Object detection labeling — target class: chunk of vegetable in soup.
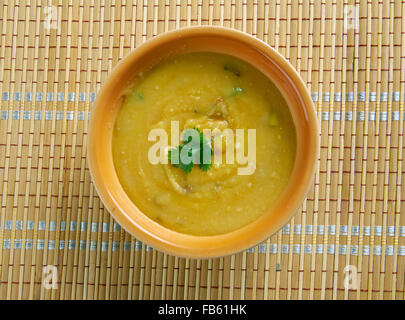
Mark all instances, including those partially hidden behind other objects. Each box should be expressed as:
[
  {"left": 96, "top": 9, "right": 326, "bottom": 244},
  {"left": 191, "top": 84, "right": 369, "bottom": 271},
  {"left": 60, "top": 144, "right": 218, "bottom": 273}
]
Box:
[{"left": 112, "top": 52, "right": 296, "bottom": 236}]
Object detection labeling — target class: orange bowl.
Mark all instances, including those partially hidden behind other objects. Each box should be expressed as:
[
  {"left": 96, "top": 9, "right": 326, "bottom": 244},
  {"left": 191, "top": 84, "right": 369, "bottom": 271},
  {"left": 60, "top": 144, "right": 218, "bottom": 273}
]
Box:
[{"left": 88, "top": 26, "right": 319, "bottom": 258}]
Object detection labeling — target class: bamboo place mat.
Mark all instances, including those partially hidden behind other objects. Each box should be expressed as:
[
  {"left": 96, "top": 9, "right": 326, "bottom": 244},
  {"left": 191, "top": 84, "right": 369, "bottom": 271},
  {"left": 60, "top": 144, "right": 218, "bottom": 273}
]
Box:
[{"left": 0, "top": 0, "right": 404, "bottom": 301}]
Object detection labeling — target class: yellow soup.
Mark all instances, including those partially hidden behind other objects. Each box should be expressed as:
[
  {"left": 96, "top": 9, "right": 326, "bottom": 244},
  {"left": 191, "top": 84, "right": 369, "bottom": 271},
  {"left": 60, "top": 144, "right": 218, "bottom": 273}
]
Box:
[{"left": 112, "top": 52, "right": 296, "bottom": 236}]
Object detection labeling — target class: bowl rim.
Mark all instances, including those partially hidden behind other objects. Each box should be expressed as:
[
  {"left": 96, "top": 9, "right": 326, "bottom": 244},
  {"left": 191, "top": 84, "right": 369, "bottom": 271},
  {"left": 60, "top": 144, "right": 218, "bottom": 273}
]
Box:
[{"left": 88, "top": 25, "right": 319, "bottom": 258}]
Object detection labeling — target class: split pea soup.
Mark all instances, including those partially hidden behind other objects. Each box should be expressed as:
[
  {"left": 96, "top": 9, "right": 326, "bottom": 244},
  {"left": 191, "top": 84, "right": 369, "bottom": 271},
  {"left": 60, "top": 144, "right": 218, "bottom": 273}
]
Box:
[{"left": 112, "top": 52, "right": 296, "bottom": 236}]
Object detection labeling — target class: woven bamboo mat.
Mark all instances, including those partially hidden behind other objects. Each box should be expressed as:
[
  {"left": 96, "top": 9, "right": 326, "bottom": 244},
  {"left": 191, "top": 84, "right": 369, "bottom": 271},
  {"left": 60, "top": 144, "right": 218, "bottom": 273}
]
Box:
[{"left": 0, "top": 0, "right": 404, "bottom": 301}]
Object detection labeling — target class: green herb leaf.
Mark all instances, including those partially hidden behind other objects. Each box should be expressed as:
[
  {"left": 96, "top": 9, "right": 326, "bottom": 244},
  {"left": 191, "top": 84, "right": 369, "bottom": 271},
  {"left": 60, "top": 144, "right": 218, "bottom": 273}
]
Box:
[
  {"left": 230, "top": 86, "right": 243, "bottom": 97},
  {"left": 224, "top": 63, "right": 241, "bottom": 77},
  {"left": 168, "top": 128, "right": 213, "bottom": 174},
  {"left": 136, "top": 92, "right": 144, "bottom": 101}
]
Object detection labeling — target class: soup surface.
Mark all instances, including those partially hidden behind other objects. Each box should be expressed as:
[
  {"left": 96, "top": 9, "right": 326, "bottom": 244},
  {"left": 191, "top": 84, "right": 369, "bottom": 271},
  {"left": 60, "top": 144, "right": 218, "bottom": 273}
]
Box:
[{"left": 112, "top": 52, "right": 296, "bottom": 236}]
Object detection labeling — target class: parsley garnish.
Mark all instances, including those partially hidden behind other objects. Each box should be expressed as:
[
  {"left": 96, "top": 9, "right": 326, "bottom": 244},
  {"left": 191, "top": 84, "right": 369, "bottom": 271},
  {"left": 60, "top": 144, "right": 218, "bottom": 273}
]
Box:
[{"left": 168, "top": 128, "right": 213, "bottom": 174}]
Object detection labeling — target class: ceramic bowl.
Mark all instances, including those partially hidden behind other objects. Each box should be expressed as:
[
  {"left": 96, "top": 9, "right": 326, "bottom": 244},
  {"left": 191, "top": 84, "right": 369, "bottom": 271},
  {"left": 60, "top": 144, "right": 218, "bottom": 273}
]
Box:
[{"left": 88, "top": 26, "right": 319, "bottom": 258}]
